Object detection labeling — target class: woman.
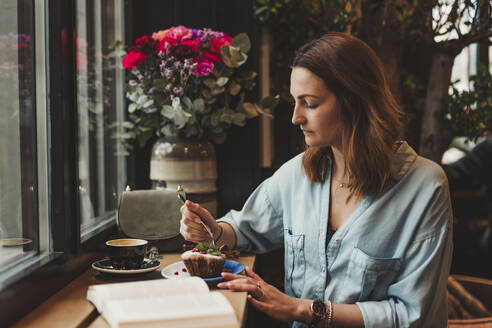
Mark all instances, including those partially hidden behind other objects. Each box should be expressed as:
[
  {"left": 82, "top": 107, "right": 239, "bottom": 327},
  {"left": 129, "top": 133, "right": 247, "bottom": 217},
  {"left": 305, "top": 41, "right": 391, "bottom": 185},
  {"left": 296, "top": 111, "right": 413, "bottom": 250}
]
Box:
[{"left": 180, "top": 32, "right": 453, "bottom": 327}]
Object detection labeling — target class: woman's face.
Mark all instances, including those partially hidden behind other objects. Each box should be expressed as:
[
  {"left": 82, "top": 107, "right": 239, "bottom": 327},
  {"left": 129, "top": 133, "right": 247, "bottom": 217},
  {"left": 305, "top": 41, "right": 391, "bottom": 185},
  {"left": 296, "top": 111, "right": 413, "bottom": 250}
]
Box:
[{"left": 290, "top": 67, "right": 342, "bottom": 148}]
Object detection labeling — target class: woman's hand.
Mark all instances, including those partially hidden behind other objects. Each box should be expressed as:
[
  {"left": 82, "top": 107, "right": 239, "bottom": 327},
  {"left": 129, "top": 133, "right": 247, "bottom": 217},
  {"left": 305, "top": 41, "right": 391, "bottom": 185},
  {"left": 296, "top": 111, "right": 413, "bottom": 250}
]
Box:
[
  {"left": 179, "top": 200, "right": 220, "bottom": 243},
  {"left": 217, "top": 266, "right": 311, "bottom": 323}
]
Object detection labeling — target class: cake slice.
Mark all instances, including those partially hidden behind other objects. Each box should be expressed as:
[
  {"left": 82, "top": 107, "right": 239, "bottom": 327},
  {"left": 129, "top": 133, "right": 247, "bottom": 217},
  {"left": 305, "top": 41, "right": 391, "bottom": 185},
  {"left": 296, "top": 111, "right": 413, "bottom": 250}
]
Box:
[{"left": 181, "top": 243, "right": 226, "bottom": 278}]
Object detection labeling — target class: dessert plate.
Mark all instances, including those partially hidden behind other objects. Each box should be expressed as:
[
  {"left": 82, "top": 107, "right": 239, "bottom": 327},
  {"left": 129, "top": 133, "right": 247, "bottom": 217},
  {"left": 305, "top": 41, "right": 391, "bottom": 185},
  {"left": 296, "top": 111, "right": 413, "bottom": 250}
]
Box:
[
  {"left": 161, "top": 260, "right": 244, "bottom": 283},
  {"left": 92, "top": 258, "right": 160, "bottom": 275}
]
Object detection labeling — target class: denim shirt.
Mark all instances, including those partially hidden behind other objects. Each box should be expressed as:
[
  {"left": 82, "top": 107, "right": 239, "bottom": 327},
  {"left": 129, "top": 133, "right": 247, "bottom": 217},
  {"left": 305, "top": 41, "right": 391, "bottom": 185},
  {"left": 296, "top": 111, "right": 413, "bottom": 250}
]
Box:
[{"left": 218, "top": 142, "right": 453, "bottom": 328}]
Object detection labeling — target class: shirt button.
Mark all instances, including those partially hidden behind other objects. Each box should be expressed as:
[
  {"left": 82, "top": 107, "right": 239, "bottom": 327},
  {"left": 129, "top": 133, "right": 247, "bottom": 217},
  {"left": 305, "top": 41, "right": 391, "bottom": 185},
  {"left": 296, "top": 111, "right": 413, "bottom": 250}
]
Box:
[{"left": 335, "top": 238, "right": 340, "bottom": 242}]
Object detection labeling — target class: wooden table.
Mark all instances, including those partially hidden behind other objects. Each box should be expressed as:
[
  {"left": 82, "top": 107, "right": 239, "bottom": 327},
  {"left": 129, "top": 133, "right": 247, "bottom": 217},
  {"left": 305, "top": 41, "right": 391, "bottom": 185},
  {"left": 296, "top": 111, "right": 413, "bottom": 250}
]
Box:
[{"left": 14, "top": 253, "right": 256, "bottom": 328}]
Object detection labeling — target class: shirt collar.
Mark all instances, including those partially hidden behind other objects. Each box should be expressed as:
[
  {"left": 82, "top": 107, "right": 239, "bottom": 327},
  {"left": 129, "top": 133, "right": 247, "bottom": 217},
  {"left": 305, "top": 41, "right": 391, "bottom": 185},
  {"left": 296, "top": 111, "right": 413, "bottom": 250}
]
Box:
[
  {"left": 324, "top": 141, "right": 417, "bottom": 181},
  {"left": 391, "top": 141, "right": 418, "bottom": 180}
]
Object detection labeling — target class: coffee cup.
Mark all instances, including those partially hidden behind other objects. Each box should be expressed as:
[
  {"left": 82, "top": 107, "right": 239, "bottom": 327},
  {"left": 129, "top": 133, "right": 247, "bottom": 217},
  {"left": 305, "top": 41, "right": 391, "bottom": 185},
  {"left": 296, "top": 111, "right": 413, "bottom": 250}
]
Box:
[{"left": 106, "top": 238, "right": 148, "bottom": 269}]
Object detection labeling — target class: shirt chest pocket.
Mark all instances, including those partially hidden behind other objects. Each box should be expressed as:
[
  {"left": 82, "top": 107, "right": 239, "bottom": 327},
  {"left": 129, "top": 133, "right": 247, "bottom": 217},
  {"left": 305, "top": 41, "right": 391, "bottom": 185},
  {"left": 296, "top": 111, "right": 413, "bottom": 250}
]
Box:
[
  {"left": 284, "top": 230, "right": 305, "bottom": 298},
  {"left": 338, "top": 247, "right": 401, "bottom": 304}
]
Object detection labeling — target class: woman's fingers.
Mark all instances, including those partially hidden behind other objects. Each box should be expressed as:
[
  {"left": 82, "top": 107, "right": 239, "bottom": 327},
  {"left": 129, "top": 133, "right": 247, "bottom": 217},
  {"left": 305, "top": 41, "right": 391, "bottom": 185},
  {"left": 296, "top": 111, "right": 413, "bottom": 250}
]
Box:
[
  {"left": 180, "top": 201, "right": 218, "bottom": 243},
  {"left": 218, "top": 280, "right": 263, "bottom": 298},
  {"left": 180, "top": 203, "right": 211, "bottom": 242},
  {"left": 244, "top": 266, "right": 262, "bottom": 281},
  {"left": 180, "top": 204, "right": 203, "bottom": 224},
  {"left": 221, "top": 272, "right": 246, "bottom": 281},
  {"left": 247, "top": 294, "right": 268, "bottom": 310},
  {"left": 185, "top": 200, "right": 216, "bottom": 227}
]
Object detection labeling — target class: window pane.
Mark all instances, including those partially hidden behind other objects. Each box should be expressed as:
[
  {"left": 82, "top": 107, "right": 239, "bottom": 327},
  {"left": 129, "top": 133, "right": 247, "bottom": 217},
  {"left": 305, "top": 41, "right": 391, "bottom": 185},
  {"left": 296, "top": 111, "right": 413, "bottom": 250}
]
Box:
[
  {"left": 0, "top": 0, "right": 38, "bottom": 270},
  {"left": 76, "top": 0, "right": 125, "bottom": 239}
]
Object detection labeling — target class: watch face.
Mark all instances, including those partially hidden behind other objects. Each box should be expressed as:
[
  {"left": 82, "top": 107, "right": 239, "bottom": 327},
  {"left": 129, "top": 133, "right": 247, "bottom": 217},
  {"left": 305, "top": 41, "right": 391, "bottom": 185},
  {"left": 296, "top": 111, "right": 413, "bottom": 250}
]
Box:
[{"left": 312, "top": 300, "right": 326, "bottom": 316}]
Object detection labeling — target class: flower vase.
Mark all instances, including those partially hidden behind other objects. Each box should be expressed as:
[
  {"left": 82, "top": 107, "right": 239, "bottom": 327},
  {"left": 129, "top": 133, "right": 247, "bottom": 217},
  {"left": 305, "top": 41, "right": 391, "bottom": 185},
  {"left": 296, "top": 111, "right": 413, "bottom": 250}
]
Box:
[{"left": 149, "top": 138, "right": 218, "bottom": 217}]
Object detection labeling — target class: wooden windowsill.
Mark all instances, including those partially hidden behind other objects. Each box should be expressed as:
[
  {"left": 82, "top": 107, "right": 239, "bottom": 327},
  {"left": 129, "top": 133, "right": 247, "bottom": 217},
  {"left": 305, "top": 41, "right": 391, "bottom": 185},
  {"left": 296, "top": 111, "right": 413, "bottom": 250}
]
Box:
[{"left": 13, "top": 253, "right": 256, "bottom": 328}]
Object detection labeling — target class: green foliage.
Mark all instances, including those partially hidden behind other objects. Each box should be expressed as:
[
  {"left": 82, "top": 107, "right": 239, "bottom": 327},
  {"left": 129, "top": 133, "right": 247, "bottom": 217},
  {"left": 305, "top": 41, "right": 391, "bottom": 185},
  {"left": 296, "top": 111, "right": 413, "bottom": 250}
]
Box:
[
  {"left": 195, "top": 242, "right": 221, "bottom": 255},
  {"left": 446, "top": 64, "right": 492, "bottom": 141}
]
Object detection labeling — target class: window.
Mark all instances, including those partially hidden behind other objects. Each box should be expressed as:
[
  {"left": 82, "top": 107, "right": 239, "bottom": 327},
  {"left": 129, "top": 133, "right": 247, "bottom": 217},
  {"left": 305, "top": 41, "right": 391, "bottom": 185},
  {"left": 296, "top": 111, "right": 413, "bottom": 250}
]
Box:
[
  {"left": 0, "top": 0, "right": 49, "bottom": 283},
  {"left": 75, "top": 0, "right": 126, "bottom": 241}
]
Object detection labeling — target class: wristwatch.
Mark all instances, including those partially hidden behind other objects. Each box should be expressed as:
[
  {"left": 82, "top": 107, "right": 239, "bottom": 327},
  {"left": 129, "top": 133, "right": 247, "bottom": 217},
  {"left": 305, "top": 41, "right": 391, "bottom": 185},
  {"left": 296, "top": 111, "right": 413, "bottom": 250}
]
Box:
[{"left": 310, "top": 300, "right": 327, "bottom": 327}]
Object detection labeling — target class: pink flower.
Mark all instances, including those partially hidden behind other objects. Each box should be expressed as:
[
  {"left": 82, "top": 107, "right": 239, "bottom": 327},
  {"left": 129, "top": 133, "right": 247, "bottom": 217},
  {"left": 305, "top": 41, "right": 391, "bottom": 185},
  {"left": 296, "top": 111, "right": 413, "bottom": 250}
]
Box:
[
  {"left": 181, "top": 39, "right": 202, "bottom": 53},
  {"left": 122, "top": 51, "right": 147, "bottom": 69},
  {"left": 210, "top": 36, "right": 231, "bottom": 54},
  {"left": 152, "top": 29, "right": 169, "bottom": 41},
  {"left": 193, "top": 57, "right": 214, "bottom": 76},
  {"left": 166, "top": 25, "right": 192, "bottom": 42},
  {"left": 202, "top": 51, "right": 220, "bottom": 63}
]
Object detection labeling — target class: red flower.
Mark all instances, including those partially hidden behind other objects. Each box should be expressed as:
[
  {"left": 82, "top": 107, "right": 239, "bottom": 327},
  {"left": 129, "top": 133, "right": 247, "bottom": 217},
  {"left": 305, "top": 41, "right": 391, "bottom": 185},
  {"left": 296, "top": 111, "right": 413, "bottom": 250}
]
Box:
[
  {"left": 210, "top": 36, "right": 231, "bottom": 54},
  {"left": 122, "top": 51, "right": 147, "bottom": 69},
  {"left": 181, "top": 39, "right": 202, "bottom": 53},
  {"left": 156, "top": 37, "right": 177, "bottom": 55},
  {"left": 130, "top": 35, "right": 157, "bottom": 54},
  {"left": 202, "top": 51, "right": 220, "bottom": 63},
  {"left": 168, "top": 44, "right": 194, "bottom": 59}
]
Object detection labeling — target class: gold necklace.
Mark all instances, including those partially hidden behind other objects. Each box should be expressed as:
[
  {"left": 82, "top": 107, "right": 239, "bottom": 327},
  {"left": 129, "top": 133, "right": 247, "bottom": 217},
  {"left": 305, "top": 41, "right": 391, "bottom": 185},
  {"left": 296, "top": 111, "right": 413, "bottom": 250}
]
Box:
[{"left": 333, "top": 179, "right": 349, "bottom": 192}]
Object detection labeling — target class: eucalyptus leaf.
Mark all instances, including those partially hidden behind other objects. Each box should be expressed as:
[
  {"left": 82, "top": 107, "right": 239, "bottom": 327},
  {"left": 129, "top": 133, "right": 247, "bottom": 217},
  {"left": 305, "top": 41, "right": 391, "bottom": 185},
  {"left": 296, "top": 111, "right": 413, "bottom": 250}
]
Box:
[
  {"left": 128, "top": 103, "right": 137, "bottom": 113},
  {"left": 241, "top": 102, "right": 260, "bottom": 118},
  {"left": 137, "top": 95, "right": 148, "bottom": 106},
  {"left": 174, "top": 107, "right": 191, "bottom": 128},
  {"left": 260, "top": 95, "right": 280, "bottom": 109},
  {"left": 192, "top": 98, "right": 205, "bottom": 112},
  {"left": 203, "top": 79, "right": 216, "bottom": 89},
  {"left": 241, "top": 71, "right": 257, "bottom": 80},
  {"left": 182, "top": 96, "right": 192, "bottom": 110},
  {"left": 160, "top": 124, "right": 175, "bottom": 137},
  {"left": 142, "top": 99, "right": 154, "bottom": 108},
  {"left": 210, "top": 112, "right": 220, "bottom": 127},
  {"left": 220, "top": 112, "right": 233, "bottom": 124},
  {"left": 231, "top": 33, "right": 251, "bottom": 53},
  {"left": 121, "top": 121, "right": 135, "bottom": 128},
  {"left": 161, "top": 105, "right": 174, "bottom": 119},
  {"left": 221, "top": 53, "right": 235, "bottom": 68},
  {"left": 229, "top": 47, "right": 247, "bottom": 67},
  {"left": 143, "top": 106, "right": 158, "bottom": 113},
  {"left": 202, "top": 89, "right": 212, "bottom": 99},
  {"left": 232, "top": 112, "right": 247, "bottom": 126},
  {"left": 256, "top": 106, "right": 274, "bottom": 119},
  {"left": 228, "top": 81, "right": 241, "bottom": 96},
  {"left": 216, "top": 77, "right": 229, "bottom": 87},
  {"left": 211, "top": 87, "right": 225, "bottom": 96}
]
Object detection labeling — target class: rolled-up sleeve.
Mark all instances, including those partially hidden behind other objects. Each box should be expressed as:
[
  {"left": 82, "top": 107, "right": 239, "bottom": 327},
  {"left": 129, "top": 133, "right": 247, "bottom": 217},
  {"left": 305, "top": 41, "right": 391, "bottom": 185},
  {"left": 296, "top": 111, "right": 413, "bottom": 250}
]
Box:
[
  {"left": 356, "top": 183, "right": 453, "bottom": 327},
  {"left": 217, "top": 178, "right": 284, "bottom": 254}
]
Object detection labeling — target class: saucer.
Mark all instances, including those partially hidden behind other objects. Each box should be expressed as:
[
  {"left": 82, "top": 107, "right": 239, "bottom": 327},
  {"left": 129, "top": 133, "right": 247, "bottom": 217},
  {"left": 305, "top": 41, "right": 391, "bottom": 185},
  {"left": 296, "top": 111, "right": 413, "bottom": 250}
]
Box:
[
  {"left": 161, "top": 260, "right": 244, "bottom": 283},
  {"left": 92, "top": 258, "right": 160, "bottom": 274}
]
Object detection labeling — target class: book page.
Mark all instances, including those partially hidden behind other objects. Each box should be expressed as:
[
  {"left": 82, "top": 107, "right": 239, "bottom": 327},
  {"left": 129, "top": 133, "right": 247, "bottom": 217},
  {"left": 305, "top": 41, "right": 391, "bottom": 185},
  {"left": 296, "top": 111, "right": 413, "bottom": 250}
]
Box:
[
  {"left": 87, "top": 277, "right": 209, "bottom": 312},
  {"left": 104, "top": 292, "right": 238, "bottom": 328}
]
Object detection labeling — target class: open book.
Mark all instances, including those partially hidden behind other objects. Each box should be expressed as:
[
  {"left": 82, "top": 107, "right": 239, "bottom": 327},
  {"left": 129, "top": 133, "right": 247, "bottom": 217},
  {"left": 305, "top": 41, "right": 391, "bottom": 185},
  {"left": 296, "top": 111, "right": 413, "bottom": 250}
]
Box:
[{"left": 87, "top": 277, "right": 238, "bottom": 328}]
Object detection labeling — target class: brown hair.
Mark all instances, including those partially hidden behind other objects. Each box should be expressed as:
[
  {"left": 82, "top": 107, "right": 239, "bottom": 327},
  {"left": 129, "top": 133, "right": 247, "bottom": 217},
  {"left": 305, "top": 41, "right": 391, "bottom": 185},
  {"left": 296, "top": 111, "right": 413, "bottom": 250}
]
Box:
[{"left": 292, "top": 32, "right": 404, "bottom": 197}]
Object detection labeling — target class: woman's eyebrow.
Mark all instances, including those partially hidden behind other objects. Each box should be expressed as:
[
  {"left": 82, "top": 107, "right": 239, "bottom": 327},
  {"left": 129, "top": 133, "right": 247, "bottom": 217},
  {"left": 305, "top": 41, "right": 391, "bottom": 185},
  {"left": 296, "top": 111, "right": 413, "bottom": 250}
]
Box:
[{"left": 294, "top": 94, "right": 320, "bottom": 100}]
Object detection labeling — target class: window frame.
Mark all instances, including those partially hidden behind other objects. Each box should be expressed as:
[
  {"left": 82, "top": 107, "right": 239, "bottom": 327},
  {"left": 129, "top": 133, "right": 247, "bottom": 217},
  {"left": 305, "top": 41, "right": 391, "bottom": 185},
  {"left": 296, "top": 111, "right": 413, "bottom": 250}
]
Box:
[{"left": 0, "top": 0, "right": 127, "bottom": 325}]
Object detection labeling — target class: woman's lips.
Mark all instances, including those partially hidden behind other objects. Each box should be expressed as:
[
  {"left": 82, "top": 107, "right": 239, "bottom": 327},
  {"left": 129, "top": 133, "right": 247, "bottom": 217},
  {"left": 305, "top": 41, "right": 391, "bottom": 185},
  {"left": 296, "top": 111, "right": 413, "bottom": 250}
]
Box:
[{"left": 302, "top": 129, "right": 313, "bottom": 134}]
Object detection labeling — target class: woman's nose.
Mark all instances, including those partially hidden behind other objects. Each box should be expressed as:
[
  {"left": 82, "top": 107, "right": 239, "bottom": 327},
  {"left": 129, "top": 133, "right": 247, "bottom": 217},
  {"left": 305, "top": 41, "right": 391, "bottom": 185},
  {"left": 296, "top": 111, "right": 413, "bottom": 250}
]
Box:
[{"left": 291, "top": 106, "right": 306, "bottom": 126}]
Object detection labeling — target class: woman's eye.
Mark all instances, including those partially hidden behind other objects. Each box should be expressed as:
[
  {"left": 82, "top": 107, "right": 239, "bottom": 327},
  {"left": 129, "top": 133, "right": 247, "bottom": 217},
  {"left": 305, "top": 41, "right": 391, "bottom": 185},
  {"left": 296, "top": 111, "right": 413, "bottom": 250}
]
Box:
[{"left": 306, "top": 103, "right": 319, "bottom": 109}]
